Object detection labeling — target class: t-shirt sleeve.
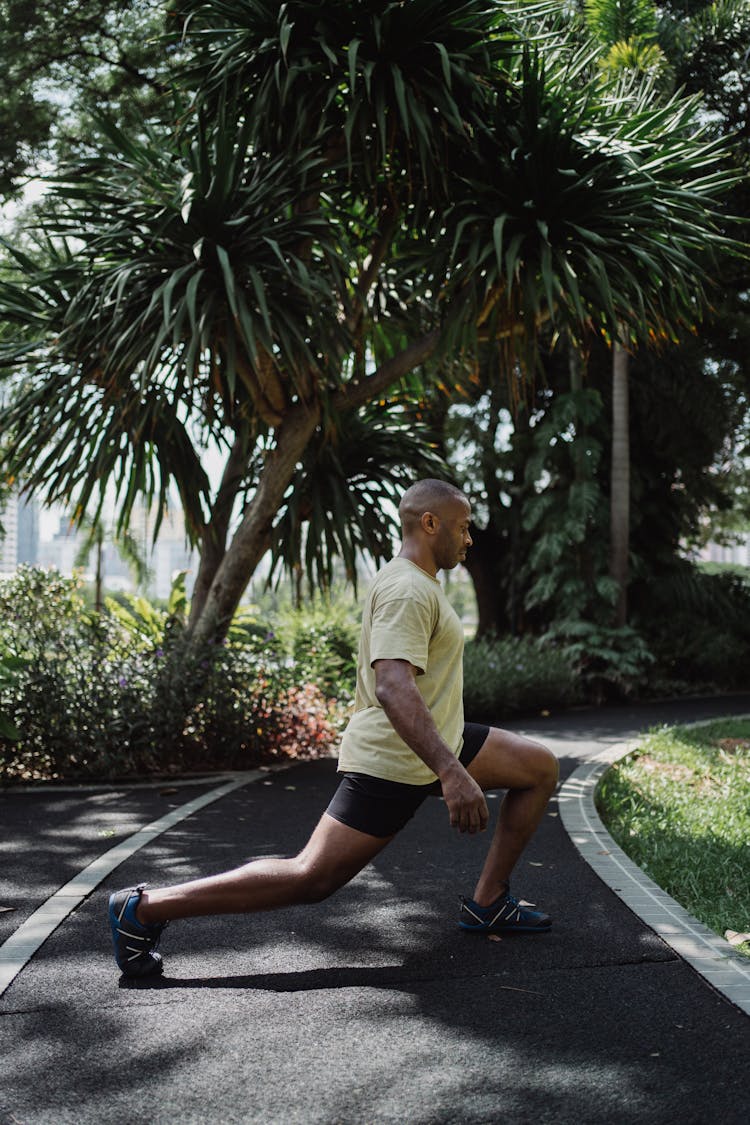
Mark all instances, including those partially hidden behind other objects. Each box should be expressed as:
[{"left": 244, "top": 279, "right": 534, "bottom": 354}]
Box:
[{"left": 369, "top": 592, "right": 435, "bottom": 674}]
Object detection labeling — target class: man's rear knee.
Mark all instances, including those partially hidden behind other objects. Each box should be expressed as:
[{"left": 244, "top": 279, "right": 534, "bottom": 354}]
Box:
[
  {"left": 299, "top": 879, "right": 337, "bottom": 904},
  {"left": 292, "top": 859, "right": 343, "bottom": 904}
]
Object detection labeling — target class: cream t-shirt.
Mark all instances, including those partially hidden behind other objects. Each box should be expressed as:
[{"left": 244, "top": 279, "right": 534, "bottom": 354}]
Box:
[{"left": 337, "top": 557, "right": 465, "bottom": 785}]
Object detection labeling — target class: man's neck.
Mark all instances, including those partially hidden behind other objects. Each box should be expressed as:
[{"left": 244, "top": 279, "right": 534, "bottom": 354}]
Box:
[{"left": 397, "top": 546, "right": 438, "bottom": 578}]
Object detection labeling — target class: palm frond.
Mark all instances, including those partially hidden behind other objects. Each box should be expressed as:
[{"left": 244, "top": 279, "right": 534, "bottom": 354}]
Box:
[
  {"left": 584, "top": 0, "right": 657, "bottom": 46},
  {"left": 43, "top": 102, "right": 348, "bottom": 402},
  {"left": 170, "top": 0, "right": 522, "bottom": 194},
  {"left": 268, "top": 397, "right": 446, "bottom": 591},
  {"left": 422, "top": 40, "right": 741, "bottom": 360}
]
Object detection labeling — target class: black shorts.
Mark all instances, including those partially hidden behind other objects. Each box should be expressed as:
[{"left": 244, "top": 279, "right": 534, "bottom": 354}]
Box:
[{"left": 326, "top": 722, "right": 491, "bottom": 838}]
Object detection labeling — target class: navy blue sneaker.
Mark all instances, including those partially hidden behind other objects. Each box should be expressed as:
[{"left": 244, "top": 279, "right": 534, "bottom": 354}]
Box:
[
  {"left": 459, "top": 887, "right": 551, "bottom": 934},
  {"left": 108, "top": 883, "right": 166, "bottom": 977}
]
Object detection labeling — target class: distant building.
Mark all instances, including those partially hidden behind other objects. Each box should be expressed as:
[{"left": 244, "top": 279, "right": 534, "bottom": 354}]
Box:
[
  {"left": 36, "top": 517, "right": 83, "bottom": 575},
  {"left": 31, "top": 503, "right": 199, "bottom": 600},
  {"left": 17, "top": 495, "right": 40, "bottom": 564},
  {"left": 128, "top": 503, "right": 198, "bottom": 599},
  {"left": 0, "top": 492, "right": 224, "bottom": 602},
  {"left": 0, "top": 493, "right": 18, "bottom": 575},
  {"left": 0, "top": 491, "right": 41, "bottom": 572},
  {"left": 698, "top": 535, "right": 750, "bottom": 568}
]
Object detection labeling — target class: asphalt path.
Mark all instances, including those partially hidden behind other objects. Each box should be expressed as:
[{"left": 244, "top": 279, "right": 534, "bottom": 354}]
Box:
[{"left": 1, "top": 695, "right": 750, "bottom": 1125}]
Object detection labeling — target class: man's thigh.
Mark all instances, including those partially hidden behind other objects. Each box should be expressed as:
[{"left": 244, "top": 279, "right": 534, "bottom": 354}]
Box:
[
  {"left": 464, "top": 726, "right": 558, "bottom": 792},
  {"left": 298, "top": 812, "right": 395, "bottom": 894},
  {"left": 326, "top": 772, "right": 431, "bottom": 837}
]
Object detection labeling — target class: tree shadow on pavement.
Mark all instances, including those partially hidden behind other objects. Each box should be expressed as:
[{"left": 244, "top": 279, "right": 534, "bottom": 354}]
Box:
[{"left": 4, "top": 752, "right": 750, "bottom": 1125}]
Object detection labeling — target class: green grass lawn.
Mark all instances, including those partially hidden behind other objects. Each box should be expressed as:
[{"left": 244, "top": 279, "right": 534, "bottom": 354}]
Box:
[{"left": 596, "top": 718, "right": 750, "bottom": 957}]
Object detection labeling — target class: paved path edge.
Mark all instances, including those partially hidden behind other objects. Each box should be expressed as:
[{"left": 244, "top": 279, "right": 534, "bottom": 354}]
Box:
[
  {"left": 0, "top": 766, "right": 290, "bottom": 999},
  {"left": 558, "top": 718, "right": 750, "bottom": 1017}
]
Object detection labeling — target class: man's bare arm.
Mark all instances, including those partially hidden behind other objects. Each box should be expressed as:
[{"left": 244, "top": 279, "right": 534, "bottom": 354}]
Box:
[{"left": 373, "top": 658, "right": 488, "bottom": 834}]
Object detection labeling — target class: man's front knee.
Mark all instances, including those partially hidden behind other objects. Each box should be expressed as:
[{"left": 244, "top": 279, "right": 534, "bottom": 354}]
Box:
[
  {"left": 534, "top": 743, "right": 559, "bottom": 791},
  {"left": 517, "top": 738, "right": 559, "bottom": 792}
]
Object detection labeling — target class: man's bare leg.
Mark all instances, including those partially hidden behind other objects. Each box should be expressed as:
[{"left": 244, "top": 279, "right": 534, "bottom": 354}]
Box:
[
  {"left": 465, "top": 728, "right": 559, "bottom": 907},
  {"left": 136, "top": 814, "right": 393, "bottom": 925}
]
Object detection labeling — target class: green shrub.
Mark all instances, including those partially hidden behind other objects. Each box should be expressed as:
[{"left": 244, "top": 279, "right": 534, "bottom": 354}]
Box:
[
  {"left": 548, "top": 620, "right": 655, "bottom": 703},
  {"left": 635, "top": 567, "right": 750, "bottom": 694},
  {"left": 0, "top": 567, "right": 120, "bottom": 778},
  {"left": 0, "top": 567, "right": 342, "bottom": 782},
  {"left": 0, "top": 649, "right": 25, "bottom": 740},
  {"left": 462, "top": 633, "right": 576, "bottom": 719},
  {"left": 272, "top": 597, "right": 359, "bottom": 699},
  {"left": 644, "top": 613, "right": 750, "bottom": 695}
]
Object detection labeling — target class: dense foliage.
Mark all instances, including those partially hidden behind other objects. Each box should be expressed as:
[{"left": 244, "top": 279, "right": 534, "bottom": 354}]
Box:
[
  {"left": 0, "top": 0, "right": 741, "bottom": 670},
  {"left": 462, "top": 633, "right": 576, "bottom": 719},
  {"left": 0, "top": 568, "right": 344, "bottom": 782},
  {"left": 0, "top": 0, "right": 747, "bottom": 721},
  {"left": 0, "top": 0, "right": 173, "bottom": 199},
  {"left": 437, "top": 329, "right": 750, "bottom": 697}
]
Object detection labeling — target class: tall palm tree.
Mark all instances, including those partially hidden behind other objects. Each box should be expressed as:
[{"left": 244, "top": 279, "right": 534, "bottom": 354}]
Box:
[
  {"left": 0, "top": 1, "right": 740, "bottom": 659},
  {"left": 583, "top": 0, "right": 670, "bottom": 624}
]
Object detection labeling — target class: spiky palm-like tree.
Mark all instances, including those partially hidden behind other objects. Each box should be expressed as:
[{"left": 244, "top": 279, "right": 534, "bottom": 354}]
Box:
[
  {"left": 0, "top": 1, "right": 740, "bottom": 658},
  {"left": 582, "top": 0, "right": 671, "bottom": 625}
]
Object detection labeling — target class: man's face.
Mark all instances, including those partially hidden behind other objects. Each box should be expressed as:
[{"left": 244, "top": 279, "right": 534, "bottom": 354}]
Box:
[{"left": 432, "top": 498, "right": 473, "bottom": 571}]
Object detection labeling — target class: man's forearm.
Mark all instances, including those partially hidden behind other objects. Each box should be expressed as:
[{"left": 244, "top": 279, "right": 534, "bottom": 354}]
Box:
[{"left": 373, "top": 658, "right": 488, "bottom": 834}]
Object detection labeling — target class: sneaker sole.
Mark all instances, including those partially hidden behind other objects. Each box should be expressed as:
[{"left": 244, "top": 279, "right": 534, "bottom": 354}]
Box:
[{"left": 118, "top": 952, "right": 164, "bottom": 978}]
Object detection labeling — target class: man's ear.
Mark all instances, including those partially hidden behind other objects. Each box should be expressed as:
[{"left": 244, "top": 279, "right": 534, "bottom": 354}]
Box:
[{"left": 421, "top": 511, "right": 438, "bottom": 534}]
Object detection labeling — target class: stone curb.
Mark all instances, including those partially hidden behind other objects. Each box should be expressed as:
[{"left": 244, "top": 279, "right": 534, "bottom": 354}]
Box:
[{"left": 558, "top": 720, "right": 750, "bottom": 1017}]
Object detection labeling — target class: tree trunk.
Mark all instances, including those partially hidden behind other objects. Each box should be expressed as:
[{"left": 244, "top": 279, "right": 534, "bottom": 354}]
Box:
[
  {"left": 187, "top": 402, "right": 322, "bottom": 651},
  {"left": 188, "top": 427, "right": 250, "bottom": 629},
  {"left": 508, "top": 403, "right": 532, "bottom": 636},
  {"left": 610, "top": 337, "right": 630, "bottom": 626},
  {"left": 95, "top": 534, "right": 103, "bottom": 613},
  {"left": 569, "top": 336, "right": 596, "bottom": 601},
  {"left": 462, "top": 525, "right": 505, "bottom": 637},
  {"left": 185, "top": 328, "right": 440, "bottom": 651}
]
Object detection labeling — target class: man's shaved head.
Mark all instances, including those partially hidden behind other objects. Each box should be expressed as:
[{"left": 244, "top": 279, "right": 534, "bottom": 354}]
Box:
[{"left": 399, "top": 479, "right": 468, "bottom": 533}]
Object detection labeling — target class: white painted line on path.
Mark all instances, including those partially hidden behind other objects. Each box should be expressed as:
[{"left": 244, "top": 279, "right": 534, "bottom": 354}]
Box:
[
  {"left": 558, "top": 724, "right": 750, "bottom": 1018},
  {"left": 0, "top": 771, "right": 269, "bottom": 998}
]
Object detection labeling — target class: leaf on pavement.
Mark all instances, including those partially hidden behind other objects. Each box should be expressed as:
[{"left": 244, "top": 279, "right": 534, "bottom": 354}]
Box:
[{"left": 725, "top": 930, "right": 750, "bottom": 946}]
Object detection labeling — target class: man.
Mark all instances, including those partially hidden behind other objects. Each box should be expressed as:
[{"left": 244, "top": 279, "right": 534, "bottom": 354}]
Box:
[{"left": 109, "top": 479, "right": 559, "bottom": 977}]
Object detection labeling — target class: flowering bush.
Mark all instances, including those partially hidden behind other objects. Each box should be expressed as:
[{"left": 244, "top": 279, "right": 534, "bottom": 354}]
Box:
[
  {"left": 247, "top": 683, "right": 342, "bottom": 762},
  {"left": 0, "top": 567, "right": 343, "bottom": 782}
]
